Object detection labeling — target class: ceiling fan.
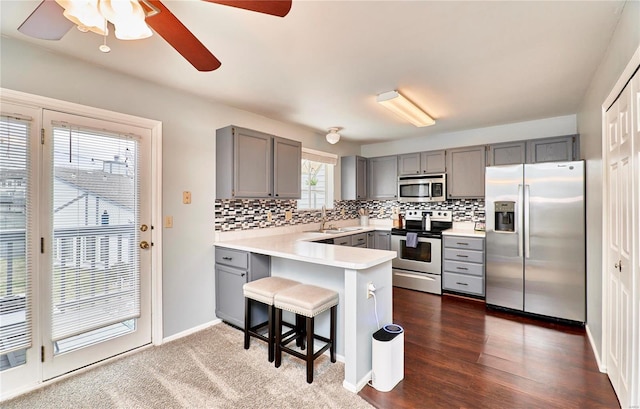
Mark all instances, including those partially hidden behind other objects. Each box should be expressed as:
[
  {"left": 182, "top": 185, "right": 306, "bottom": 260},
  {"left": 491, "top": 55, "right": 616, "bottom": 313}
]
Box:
[{"left": 17, "top": 0, "right": 292, "bottom": 72}]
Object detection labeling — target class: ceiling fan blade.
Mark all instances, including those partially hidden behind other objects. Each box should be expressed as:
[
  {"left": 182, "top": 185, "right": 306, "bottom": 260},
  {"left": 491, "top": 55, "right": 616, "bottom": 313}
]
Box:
[
  {"left": 18, "top": 0, "right": 74, "bottom": 40},
  {"left": 145, "top": 0, "right": 221, "bottom": 72},
  {"left": 203, "top": 1, "right": 292, "bottom": 17}
]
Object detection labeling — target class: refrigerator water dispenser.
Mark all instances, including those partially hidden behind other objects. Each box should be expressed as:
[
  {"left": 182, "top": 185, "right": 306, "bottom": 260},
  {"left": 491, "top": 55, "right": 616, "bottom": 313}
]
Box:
[{"left": 494, "top": 201, "right": 515, "bottom": 232}]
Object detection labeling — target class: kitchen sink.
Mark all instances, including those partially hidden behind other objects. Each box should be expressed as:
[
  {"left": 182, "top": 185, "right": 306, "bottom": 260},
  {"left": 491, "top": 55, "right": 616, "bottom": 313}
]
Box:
[{"left": 303, "top": 227, "right": 363, "bottom": 234}]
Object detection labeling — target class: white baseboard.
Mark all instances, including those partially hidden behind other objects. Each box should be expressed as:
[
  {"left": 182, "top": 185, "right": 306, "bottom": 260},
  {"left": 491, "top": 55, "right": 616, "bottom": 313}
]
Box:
[
  {"left": 161, "top": 319, "right": 222, "bottom": 344},
  {"left": 586, "top": 324, "right": 606, "bottom": 373},
  {"left": 343, "top": 370, "right": 372, "bottom": 393}
]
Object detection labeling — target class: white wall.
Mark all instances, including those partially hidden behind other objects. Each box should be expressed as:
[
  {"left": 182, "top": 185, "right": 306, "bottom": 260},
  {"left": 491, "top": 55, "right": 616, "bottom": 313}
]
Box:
[
  {"left": 0, "top": 36, "right": 360, "bottom": 338},
  {"left": 360, "top": 114, "right": 577, "bottom": 157},
  {"left": 576, "top": 0, "right": 640, "bottom": 361}
]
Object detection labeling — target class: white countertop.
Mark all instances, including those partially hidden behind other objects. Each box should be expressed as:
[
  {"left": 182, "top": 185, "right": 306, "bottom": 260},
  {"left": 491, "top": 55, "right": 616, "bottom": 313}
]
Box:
[
  {"left": 215, "top": 225, "right": 396, "bottom": 270},
  {"left": 442, "top": 222, "right": 486, "bottom": 238}
]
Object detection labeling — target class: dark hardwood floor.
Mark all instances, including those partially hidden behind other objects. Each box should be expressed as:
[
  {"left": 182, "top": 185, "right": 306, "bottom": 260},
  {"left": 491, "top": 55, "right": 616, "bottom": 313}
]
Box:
[{"left": 359, "top": 287, "right": 619, "bottom": 409}]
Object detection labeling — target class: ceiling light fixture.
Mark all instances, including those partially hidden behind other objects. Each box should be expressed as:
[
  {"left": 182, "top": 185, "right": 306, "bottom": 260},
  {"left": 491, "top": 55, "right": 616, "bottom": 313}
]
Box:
[
  {"left": 326, "top": 128, "right": 341, "bottom": 144},
  {"left": 55, "top": 0, "right": 156, "bottom": 41},
  {"left": 376, "top": 90, "right": 435, "bottom": 127}
]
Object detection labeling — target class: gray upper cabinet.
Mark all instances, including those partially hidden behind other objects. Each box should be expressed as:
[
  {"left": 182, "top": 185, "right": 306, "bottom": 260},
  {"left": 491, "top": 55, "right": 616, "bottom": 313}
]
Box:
[
  {"left": 273, "top": 136, "right": 301, "bottom": 198},
  {"left": 421, "top": 150, "right": 446, "bottom": 173},
  {"left": 398, "top": 150, "right": 445, "bottom": 175},
  {"left": 446, "top": 145, "right": 486, "bottom": 199},
  {"left": 487, "top": 141, "right": 526, "bottom": 166},
  {"left": 526, "top": 135, "right": 578, "bottom": 163},
  {"left": 216, "top": 126, "right": 301, "bottom": 199},
  {"left": 341, "top": 156, "right": 367, "bottom": 200},
  {"left": 368, "top": 155, "right": 398, "bottom": 200}
]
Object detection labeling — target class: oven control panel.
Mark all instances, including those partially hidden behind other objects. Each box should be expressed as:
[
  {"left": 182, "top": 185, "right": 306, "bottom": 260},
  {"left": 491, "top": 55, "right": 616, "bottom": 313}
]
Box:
[{"left": 404, "top": 210, "right": 452, "bottom": 222}]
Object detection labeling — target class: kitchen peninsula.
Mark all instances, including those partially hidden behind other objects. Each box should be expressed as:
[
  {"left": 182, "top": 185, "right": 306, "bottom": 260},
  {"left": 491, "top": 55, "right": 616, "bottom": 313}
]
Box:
[{"left": 214, "top": 229, "right": 396, "bottom": 392}]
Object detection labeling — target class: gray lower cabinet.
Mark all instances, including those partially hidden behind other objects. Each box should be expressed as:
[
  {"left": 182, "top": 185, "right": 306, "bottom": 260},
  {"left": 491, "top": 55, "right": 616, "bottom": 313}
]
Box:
[
  {"left": 367, "top": 231, "right": 375, "bottom": 248},
  {"left": 446, "top": 145, "right": 486, "bottom": 199},
  {"left": 368, "top": 155, "right": 398, "bottom": 199},
  {"left": 216, "top": 125, "right": 301, "bottom": 199},
  {"left": 334, "top": 235, "right": 353, "bottom": 246},
  {"left": 373, "top": 231, "right": 391, "bottom": 250},
  {"left": 215, "top": 247, "right": 270, "bottom": 328},
  {"left": 442, "top": 235, "right": 485, "bottom": 297},
  {"left": 341, "top": 156, "right": 367, "bottom": 200},
  {"left": 351, "top": 232, "right": 368, "bottom": 248},
  {"left": 526, "top": 135, "right": 578, "bottom": 163}
]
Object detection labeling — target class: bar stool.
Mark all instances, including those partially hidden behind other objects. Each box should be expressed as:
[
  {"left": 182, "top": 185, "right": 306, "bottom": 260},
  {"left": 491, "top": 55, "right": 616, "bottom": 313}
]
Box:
[
  {"left": 243, "top": 277, "right": 301, "bottom": 362},
  {"left": 274, "top": 284, "right": 338, "bottom": 383}
]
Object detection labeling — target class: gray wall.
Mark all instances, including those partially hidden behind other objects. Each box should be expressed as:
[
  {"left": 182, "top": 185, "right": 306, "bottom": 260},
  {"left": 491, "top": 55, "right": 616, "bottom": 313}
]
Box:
[
  {"left": 576, "top": 0, "right": 640, "bottom": 360},
  {"left": 0, "top": 36, "right": 360, "bottom": 338}
]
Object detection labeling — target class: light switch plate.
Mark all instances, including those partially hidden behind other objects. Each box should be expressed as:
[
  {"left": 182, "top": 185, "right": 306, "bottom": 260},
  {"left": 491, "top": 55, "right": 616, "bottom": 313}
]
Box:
[
  {"left": 285, "top": 210, "right": 292, "bottom": 221},
  {"left": 164, "top": 216, "right": 173, "bottom": 228},
  {"left": 183, "top": 191, "right": 191, "bottom": 204},
  {"left": 267, "top": 211, "right": 272, "bottom": 222}
]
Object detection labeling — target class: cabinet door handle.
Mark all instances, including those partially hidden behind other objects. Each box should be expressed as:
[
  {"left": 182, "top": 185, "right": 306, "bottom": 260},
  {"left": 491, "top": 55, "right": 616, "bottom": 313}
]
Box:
[
  {"left": 456, "top": 254, "right": 468, "bottom": 258},
  {"left": 456, "top": 242, "right": 469, "bottom": 245},
  {"left": 456, "top": 282, "right": 469, "bottom": 286},
  {"left": 241, "top": 273, "right": 245, "bottom": 277},
  {"left": 222, "top": 256, "right": 233, "bottom": 261},
  {"left": 456, "top": 267, "right": 468, "bottom": 270}
]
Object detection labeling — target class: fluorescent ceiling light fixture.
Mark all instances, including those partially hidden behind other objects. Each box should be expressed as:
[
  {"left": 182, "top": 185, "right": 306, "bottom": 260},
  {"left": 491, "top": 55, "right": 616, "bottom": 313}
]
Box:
[
  {"left": 326, "top": 128, "right": 341, "bottom": 144},
  {"left": 376, "top": 90, "right": 435, "bottom": 127}
]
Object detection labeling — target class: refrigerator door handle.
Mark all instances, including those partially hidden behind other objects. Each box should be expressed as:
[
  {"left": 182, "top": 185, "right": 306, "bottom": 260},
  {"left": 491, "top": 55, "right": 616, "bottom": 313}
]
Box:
[
  {"left": 518, "top": 184, "right": 524, "bottom": 257},
  {"left": 524, "top": 184, "right": 530, "bottom": 258}
]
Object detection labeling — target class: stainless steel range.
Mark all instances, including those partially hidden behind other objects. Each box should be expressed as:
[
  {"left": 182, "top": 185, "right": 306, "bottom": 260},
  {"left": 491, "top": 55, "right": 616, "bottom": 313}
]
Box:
[{"left": 391, "top": 210, "right": 452, "bottom": 294}]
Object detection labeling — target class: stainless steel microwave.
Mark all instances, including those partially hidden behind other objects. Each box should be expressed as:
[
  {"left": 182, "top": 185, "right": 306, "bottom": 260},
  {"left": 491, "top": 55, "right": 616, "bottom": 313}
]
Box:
[{"left": 397, "top": 174, "right": 446, "bottom": 202}]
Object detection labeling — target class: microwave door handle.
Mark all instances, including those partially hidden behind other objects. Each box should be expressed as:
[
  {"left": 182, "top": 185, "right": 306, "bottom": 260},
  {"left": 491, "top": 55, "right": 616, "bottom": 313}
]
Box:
[{"left": 517, "top": 184, "right": 523, "bottom": 257}]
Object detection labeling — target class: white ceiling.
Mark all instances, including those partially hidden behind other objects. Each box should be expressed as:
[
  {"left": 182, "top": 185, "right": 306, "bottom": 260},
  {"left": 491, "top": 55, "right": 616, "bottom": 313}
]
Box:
[{"left": 0, "top": 0, "right": 626, "bottom": 144}]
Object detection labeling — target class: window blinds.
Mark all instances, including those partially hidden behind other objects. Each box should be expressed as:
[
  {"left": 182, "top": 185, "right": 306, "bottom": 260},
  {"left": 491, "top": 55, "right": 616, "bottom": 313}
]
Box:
[
  {"left": 0, "top": 115, "right": 33, "bottom": 355},
  {"left": 50, "top": 122, "right": 141, "bottom": 342},
  {"left": 302, "top": 148, "right": 338, "bottom": 166}
]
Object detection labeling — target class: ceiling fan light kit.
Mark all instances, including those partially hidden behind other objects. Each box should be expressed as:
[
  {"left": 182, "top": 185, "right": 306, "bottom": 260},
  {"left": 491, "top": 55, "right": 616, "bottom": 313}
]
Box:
[
  {"left": 20, "top": 0, "right": 292, "bottom": 71},
  {"left": 376, "top": 90, "right": 435, "bottom": 127},
  {"left": 326, "top": 128, "right": 341, "bottom": 144}
]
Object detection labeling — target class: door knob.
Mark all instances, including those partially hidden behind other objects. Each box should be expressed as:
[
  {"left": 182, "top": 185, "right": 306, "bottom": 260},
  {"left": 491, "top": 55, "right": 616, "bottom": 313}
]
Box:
[
  {"left": 140, "top": 241, "right": 150, "bottom": 250},
  {"left": 140, "top": 224, "right": 148, "bottom": 232},
  {"left": 614, "top": 260, "right": 622, "bottom": 272}
]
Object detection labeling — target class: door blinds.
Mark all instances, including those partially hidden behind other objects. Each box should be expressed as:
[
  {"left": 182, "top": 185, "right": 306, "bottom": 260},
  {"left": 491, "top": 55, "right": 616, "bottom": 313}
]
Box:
[
  {"left": 50, "top": 122, "right": 141, "bottom": 342},
  {"left": 0, "top": 114, "right": 33, "bottom": 355}
]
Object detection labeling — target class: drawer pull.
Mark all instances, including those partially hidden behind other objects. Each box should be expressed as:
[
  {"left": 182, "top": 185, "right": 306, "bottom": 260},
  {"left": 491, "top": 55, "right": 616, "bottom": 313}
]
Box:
[
  {"left": 222, "top": 256, "right": 233, "bottom": 261},
  {"left": 456, "top": 267, "right": 468, "bottom": 270},
  {"left": 357, "top": 238, "right": 365, "bottom": 242},
  {"left": 456, "top": 254, "right": 469, "bottom": 258},
  {"left": 456, "top": 282, "right": 469, "bottom": 286},
  {"left": 456, "top": 242, "right": 469, "bottom": 245},
  {"left": 241, "top": 273, "right": 245, "bottom": 277}
]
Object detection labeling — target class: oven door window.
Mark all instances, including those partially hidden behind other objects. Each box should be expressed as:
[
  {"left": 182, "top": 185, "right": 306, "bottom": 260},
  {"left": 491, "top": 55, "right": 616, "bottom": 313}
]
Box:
[
  {"left": 400, "top": 240, "right": 432, "bottom": 263},
  {"left": 399, "top": 183, "right": 430, "bottom": 198}
]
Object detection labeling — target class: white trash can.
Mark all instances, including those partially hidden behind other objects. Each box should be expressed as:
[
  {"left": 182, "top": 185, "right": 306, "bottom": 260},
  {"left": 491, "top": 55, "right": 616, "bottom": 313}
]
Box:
[{"left": 371, "top": 324, "right": 404, "bottom": 392}]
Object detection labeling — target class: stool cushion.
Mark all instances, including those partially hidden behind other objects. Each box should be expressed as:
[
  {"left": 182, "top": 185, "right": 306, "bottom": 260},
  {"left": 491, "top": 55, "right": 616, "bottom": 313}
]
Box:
[
  {"left": 243, "top": 277, "right": 300, "bottom": 305},
  {"left": 274, "top": 284, "right": 339, "bottom": 317}
]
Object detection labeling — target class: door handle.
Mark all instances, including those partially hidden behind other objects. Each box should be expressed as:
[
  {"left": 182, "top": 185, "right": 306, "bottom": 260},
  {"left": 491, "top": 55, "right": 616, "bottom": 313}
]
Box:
[
  {"left": 517, "top": 184, "right": 523, "bottom": 257},
  {"left": 614, "top": 261, "right": 622, "bottom": 272},
  {"left": 524, "top": 184, "right": 530, "bottom": 258},
  {"left": 139, "top": 241, "right": 150, "bottom": 250}
]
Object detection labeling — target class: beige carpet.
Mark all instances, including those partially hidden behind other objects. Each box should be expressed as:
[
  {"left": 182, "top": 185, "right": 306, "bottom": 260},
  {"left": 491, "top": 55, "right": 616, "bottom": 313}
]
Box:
[{"left": 4, "top": 323, "right": 373, "bottom": 408}]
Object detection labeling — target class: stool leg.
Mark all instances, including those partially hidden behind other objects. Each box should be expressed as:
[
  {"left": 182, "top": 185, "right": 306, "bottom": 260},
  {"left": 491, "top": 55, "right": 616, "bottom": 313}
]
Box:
[
  {"left": 330, "top": 305, "right": 337, "bottom": 363},
  {"left": 296, "top": 314, "right": 305, "bottom": 350},
  {"left": 267, "top": 304, "right": 274, "bottom": 363},
  {"left": 274, "top": 307, "right": 283, "bottom": 368},
  {"left": 306, "top": 316, "right": 314, "bottom": 384},
  {"left": 244, "top": 297, "right": 251, "bottom": 350}
]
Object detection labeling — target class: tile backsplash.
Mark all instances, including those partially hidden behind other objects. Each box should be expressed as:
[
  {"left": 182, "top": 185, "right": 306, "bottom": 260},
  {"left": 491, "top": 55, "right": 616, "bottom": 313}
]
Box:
[{"left": 215, "top": 199, "right": 485, "bottom": 232}]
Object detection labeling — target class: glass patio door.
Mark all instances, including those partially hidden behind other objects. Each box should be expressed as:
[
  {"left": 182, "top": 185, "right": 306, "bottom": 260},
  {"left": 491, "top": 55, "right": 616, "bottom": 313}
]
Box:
[{"left": 40, "top": 110, "right": 152, "bottom": 380}]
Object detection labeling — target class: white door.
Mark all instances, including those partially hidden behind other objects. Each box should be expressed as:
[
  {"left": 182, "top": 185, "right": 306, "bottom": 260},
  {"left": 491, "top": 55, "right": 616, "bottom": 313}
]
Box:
[
  {"left": 605, "top": 76, "right": 633, "bottom": 408},
  {"left": 40, "top": 110, "right": 152, "bottom": 380}
]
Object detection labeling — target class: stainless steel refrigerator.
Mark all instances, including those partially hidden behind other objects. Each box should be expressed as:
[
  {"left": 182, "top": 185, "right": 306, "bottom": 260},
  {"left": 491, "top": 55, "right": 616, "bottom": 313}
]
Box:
[{"left": 485, "top": 161, "right": 585, "bottom": 322}]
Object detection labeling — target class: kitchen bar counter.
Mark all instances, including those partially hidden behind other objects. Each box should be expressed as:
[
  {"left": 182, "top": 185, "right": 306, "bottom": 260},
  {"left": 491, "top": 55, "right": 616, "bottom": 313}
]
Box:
[{"left": 214, "top": 227, "right": 396, "bottom": 393}]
